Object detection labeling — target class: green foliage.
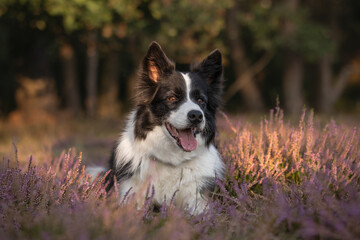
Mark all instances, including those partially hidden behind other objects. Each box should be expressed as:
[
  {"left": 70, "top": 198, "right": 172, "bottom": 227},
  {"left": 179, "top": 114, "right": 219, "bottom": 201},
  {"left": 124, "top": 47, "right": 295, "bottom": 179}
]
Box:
[
  {"left": 237, "top": 1, "right": 335, "bottom": 60},
  {"left": 0, "top": 0, "right": 351, "bottom": 60},
  {"left": 295, "top": 20, "right": 335, "bottom": 61},
  {"left": 0, "top": 0, "right": 359, "bottom": 115},
  {"left": 281, "top": 6, "right": 335, "bottom": 61},
  {"left": 46, "top": 0, "right": 141, "bottom": 32},
  {"left": 238, "top": 2, "right": 284, "bottom": 52},
  {"left": 148, "top": 0, "right": 231, "bottom": 62}
]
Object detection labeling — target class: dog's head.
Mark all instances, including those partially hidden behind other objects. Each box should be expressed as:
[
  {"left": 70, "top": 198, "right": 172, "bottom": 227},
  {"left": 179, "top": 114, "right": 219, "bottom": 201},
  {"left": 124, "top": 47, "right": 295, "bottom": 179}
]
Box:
[{"left": 134, "top": 42, "right": 223, "bottom": 152}]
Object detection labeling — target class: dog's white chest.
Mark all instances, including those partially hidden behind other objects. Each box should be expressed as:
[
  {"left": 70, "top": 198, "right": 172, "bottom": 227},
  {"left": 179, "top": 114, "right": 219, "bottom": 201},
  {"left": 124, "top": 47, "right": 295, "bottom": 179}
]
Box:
[{"left": 119, "top": 156, "right": 209, "bottom": 212}]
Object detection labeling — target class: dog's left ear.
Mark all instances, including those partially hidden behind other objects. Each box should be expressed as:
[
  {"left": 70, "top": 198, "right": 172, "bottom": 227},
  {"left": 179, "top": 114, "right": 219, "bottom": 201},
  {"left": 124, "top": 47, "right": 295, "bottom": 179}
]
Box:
[
  {"left": 191, "top": 50, "right": 223, "bottom": 105},
  {"left": 191, "top": 49, "right": 223, "bottom": 85},
  {"left": 142, "top": 42, "right": 175, "bottom": 83}
]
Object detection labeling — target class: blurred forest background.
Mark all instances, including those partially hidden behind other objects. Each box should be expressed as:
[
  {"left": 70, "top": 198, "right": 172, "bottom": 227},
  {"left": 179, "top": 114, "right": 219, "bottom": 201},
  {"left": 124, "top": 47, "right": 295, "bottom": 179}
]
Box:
[{"left": 1, "top": 0, "right": 360, "bottom": 123}]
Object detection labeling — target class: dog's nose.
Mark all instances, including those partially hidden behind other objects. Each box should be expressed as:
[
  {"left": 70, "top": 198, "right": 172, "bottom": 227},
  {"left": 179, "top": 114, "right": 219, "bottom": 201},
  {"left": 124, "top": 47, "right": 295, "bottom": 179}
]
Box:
[{"left": 188, "top": 110, "right": 203, "bottom": 124}]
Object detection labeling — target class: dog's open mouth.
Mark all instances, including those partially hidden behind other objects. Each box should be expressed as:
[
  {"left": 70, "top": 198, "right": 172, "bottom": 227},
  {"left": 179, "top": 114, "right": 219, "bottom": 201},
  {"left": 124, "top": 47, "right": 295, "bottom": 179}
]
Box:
[{"left": 165, "top": 123, "right": 197, "bottom": 152}]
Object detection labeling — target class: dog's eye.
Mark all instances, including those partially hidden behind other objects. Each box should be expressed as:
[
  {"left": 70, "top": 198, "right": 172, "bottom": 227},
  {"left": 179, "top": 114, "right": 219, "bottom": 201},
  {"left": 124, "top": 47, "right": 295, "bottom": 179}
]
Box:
[
  {"left": 197, "top": 98, "right": 204, "bottom": 104},
  {"left": 168, "top": 96, "right": 177, "bottom": 102}
]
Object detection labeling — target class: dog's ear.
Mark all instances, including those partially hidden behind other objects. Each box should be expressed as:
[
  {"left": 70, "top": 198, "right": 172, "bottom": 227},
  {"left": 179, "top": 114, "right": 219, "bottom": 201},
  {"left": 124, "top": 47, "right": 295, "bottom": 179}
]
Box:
[
  {"left": 192, "top": 50, "right": 223, "bottom": 112},
  {"left": 142, "top": 42, "right": 175, "bottom": 83},
  {"left": 191, "top": 49, "right": 223, "bottom": 85}
]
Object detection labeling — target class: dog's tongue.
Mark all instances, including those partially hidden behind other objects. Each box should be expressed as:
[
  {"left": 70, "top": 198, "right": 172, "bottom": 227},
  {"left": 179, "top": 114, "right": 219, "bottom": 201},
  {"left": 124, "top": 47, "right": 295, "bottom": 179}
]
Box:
[{"left": 178, "top": 129, "right": 197, "bottom": 152}]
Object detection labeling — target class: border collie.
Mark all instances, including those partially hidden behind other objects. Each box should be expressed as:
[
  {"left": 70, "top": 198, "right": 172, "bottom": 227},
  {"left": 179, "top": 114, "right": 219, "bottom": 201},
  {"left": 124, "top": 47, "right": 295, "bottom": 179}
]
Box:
[{"left": 91, "top": 42, "right": 224, "bottom": 214}]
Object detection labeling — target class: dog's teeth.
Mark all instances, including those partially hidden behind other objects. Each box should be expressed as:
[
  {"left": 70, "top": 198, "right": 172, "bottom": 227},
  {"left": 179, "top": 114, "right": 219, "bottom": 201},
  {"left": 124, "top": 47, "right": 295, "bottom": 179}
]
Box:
[
  {"left": 192, "top": 128, "right": 197, "bottom": 137},
  {"left": 172, "top": 126, "right": 178, "bottom": 135}
]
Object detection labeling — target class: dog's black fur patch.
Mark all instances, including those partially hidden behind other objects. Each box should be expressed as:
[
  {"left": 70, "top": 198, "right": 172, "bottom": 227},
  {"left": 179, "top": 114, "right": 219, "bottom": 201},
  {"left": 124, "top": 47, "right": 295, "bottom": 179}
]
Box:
[{"left": 107, "top": 145, "right": 138, "bottom": 191}]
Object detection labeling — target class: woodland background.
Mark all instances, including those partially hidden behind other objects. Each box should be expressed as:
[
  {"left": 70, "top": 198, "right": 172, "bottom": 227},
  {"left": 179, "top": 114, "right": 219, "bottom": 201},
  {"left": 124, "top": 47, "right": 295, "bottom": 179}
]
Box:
[
  {"left": 1, "top": 1, "right": 360, "bottom": 239},
  {"left": 1, "top": 0, "right": 360, "bottom": 122}
]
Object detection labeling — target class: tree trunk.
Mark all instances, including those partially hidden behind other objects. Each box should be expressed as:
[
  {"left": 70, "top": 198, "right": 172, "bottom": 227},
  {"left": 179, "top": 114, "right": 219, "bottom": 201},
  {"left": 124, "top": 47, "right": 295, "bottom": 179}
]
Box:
[
  {"left": 59, "top": 42, "right": 81, "bottom": 115},
  {"left": 11, "top": 37, "right": 58, "bottom": 124},
  {"left": 86, "top": 30, "right": 99, "bottom": 117},
  {"left": 282, "top": 0, "right": 304, "bottom": 116},
  {"left": 318, "top": 55, "right": 352, "bottom": 113},
  {"left": 98, "top": 52, "right": 120, "bottom": 118},
  {"left": 224, "top": 3, "right": 264, "bottom": 111},
  {"left": 283, "top": 50, "right": 304, "bottom": 115},
  {"left": 318, "top": 55, "right": 333, "bottom": 113}
]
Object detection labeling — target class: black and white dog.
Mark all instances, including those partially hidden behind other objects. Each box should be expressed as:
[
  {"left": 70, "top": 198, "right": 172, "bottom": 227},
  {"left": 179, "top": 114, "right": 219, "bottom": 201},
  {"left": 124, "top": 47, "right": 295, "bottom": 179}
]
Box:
[{"left": 92, "top": 42, "right": 224, "bottom": 214}]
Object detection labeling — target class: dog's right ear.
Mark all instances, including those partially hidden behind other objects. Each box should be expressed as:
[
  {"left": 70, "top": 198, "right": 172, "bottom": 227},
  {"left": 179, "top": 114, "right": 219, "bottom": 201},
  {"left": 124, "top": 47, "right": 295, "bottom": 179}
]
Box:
[{"left": 142, "top": 42, "right": 175, "bottom": 83}]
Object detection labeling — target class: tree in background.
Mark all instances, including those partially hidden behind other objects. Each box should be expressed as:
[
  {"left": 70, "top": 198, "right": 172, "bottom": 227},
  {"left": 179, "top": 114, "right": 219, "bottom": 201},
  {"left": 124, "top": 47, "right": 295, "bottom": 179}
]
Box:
[
  {"left": 46, "top": 0, "right": 141, "bottom": 117},
  {"left": 0, "top": 0, "right": 360, "bottom": 117},
  {"left": 308, "top": 0, "right": 360, "bottom": 113},
  {"left": 281, "top": 0, "right": 305, "bottom": 115},
  {"left": 224, "top": 0, "right": 275, "bottom": 111},
  {"left": 279, "top": 0, "right": 334, "bottom": 115},
  {"left": 147, "top": 0, "right": 229, "bottom": 63},
  {"left": 59, "top": 40, "right": 81, "bottom": 115},
  {"left": 0, "top": 0, "right": 61, "bottom": 123},
  {"left": 223, "top": 0, "right": 336, "bottom": 114}
]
